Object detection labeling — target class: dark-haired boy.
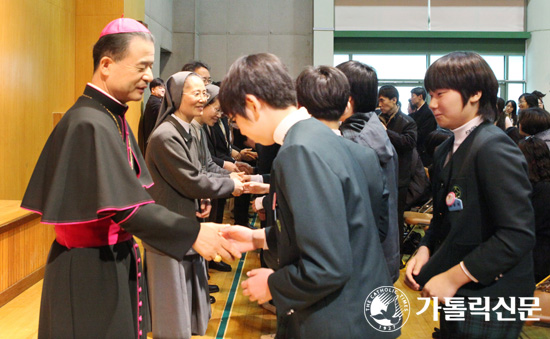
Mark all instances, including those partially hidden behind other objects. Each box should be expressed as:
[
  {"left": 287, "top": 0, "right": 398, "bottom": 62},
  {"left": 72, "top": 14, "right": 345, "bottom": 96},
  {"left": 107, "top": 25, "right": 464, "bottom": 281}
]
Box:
[
  {"left": 220, "top": 54, "right": 398, "bottom": 338},
  {"left": 337, "top": 60, "right": 401, "bottom": 282}
]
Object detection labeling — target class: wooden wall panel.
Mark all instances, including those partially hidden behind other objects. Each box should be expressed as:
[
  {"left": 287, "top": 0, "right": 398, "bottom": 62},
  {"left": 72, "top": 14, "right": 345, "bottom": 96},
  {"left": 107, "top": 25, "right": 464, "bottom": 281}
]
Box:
[
  {"left": 0, "top": 0, "right": 147, "bottom": 306},
  {"left": 0, "top": 0, "right": 147, "bottom": 200},
  {"left": 0, "top": 0, "right": 76, "bottom": 200},
  {"left": 0, "top": 201, "right": 55, "bottom": 306}
]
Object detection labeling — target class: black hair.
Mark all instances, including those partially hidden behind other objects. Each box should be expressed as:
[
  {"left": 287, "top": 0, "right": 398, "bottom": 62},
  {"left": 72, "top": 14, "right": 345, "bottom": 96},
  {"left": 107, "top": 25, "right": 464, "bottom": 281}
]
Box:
[
  {"left": 336, "top": 60, "right": 378, "bottom": 113},
  {"left": 425, "top": 128, "right": 453, "bottom": 158},
  {"left": 495, "top": 97, "right": 507, "bottom": 131},
  {"left": 378, "top": 85, "right": 399, "bottom": 102},
  {"left": 518, "top": 136, "right": 550, "bottom": 183},
  {"left": 219, "top": 53, "right": 297, "bottom": 118},
  {"left": 149, "top": 78, "right": 165, "bottom": 90},
  {"left": 532, "top": 90, "right": 546, "bottom": 100},
  {"left": 518, "top": 107, "right": 550, "bottom": 135},
  {"left": 296, "top": 66, "right": 350, "bottom": 121},
  {"left": 93, "top": 32, "right": 154, "bottom": 71},
  {"left": 181, "top": 60, "right": 210, "bottom": 72},
  {"left": 505, "top": 100, "right": 518, "bottom": 126},
  {"left": 411, "top": 87, "right": 427, "bottom": 100},
  {"left": 424, "top": 51, "right": 498, "bottom": 122},
  {"left": 519, "top": 93, "right": 539, "bottom": 109}
]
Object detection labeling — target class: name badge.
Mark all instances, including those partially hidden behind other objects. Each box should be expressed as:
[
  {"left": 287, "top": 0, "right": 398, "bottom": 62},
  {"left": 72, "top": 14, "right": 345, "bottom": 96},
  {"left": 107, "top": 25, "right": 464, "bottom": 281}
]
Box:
[{"left": 448, "top": 198, "right": 463, "bottom": 212}]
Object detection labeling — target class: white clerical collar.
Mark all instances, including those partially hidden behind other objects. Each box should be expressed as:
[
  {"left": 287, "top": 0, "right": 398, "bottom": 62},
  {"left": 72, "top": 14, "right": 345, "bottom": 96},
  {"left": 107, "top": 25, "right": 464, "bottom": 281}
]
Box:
[
  {"left": 191, "top": 119, "right": 203, "bottom": 128},
  {"left": 171, "top": 114, "right": 191, "bottom": 133},
  {"left": 451, "top": 115, "right": 483, "bottom": 153},
  {"left": 87, "top": 83, "right": 125, "bottom": 106},
  {"left": 273, "top": 107, "right": 311, "bottom": 145}
]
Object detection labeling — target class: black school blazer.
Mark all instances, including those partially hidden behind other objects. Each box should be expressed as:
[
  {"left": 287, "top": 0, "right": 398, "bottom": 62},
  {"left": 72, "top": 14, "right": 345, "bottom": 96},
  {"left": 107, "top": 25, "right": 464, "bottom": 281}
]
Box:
[{"left": 416, "top": 122, "right": 536, "bottom": 298}]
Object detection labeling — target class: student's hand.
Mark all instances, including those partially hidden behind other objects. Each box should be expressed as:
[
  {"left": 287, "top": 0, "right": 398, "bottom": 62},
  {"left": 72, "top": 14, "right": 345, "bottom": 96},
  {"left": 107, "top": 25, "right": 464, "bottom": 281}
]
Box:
[
  {"left": 236, "top": 161, "right": 254, "bottom": 174},
  {"left": 232, "top": 178, "right": 244, "bottom": 196},
  {"left": 405, "top": 246, "right": 430, "bottom": 291},
  {"left": 244, "top": 182, "right": 270, "bottom": 194},
  {"left": 195, "top": 199, "right": 211, "bottom": 219},
  {"left": 231, "top": 149, "right": 241, "bottom": 161},
  {"left": 223, "top": 161, "right": 238, "bottom": 172},
  {"left": 220, "top": 226, "right": 265, "bottom": 252},
  {"left": 421, "top": 264, "right": 471, "bottom": 304},
  {"left": 251, "top": 198, "right": 266, "bottom": 220},
  {"left": 240, "top": 148, "right": 258, "bottom": 161},
  {"left": 242, "top": 268, "right": 274, "bottom": 304},
  {"left": 230, "top": 171, "right": 246, "bottom": 181},
  {"left": 251, "top": 197, "right": 265, "bottom": 213},
  {"left": 193, "top": 223, "right": 241, "bottom": 262}
]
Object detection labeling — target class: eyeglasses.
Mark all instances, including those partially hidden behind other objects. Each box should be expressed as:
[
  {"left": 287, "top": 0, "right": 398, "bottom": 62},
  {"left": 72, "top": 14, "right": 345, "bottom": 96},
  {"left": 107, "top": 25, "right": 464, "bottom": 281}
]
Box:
[
  {"left": 183, "top": 91, "right": 210, "bottom": 100},
  {"left": 214, "top": 108, "right": 223, "bottom": 116},
  {"left": 203, "top": 77, "right": 212, "bottom": 85}
]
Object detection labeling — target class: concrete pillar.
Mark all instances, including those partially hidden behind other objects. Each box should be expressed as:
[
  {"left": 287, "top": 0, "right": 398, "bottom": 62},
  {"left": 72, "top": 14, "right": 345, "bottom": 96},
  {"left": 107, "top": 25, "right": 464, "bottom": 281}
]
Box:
[
  {"left": 526, "top": 0, "right": 550, "bottom": 96},
  {"left": 313, "top": 0, "right": 334, "bottom": 66}
]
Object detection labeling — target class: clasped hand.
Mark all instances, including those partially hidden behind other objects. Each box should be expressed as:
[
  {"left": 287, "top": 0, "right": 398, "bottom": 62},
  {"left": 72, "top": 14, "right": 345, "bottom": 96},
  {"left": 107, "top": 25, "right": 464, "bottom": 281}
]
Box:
[
  {"left": 405, "top": 246, "right": 470, "bottom": 304},
  {"left": 243, "top": 182, "right": 270, "bottom": 194},
  {"left": 242, "top": 268, "right": 274, "bottom": 304},
  {"left": 192, "top": 222, "right": 241, "bottom": 262}
]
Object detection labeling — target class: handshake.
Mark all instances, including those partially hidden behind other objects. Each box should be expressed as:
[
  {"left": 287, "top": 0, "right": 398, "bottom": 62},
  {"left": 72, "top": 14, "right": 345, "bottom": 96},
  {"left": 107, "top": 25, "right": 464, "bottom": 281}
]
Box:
[
  {"left": 225, "top": 161, "right": 255, "bottom": 197},
  {"left": 192, "top": 223, "right": 266, "bottom": 263},
  {"left": 193, "top": 223, "right": 274, "bottom": 305}
]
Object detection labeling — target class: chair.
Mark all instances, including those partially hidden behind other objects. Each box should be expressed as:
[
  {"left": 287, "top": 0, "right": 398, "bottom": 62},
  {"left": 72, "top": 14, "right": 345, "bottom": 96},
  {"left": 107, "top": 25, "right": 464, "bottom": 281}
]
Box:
[
  {"left": 402, "top": 199, "right": 433, "bottom": 263},
  {"left": 525, "top": 276, "right": 550, "bottom": 325}
]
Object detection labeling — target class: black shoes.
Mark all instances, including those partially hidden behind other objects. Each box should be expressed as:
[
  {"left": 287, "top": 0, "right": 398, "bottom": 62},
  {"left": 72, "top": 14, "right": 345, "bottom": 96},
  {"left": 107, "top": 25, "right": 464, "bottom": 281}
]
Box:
[
  {"left": 210, "top": 261, "right": 232, "bottom": 272},
  {"left": 210, "top": 295, "right": 216, "bottom": 304},
  {"left": 209, "top": 284, "right": 220, "bottom": 293}
]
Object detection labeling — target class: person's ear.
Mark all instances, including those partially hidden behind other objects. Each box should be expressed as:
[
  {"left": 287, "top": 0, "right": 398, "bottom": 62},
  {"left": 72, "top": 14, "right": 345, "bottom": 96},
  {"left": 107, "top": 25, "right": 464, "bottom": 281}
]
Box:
[
  {"left": 348, "top": 96, "right": 354, "bottom": 112},
  {"left": 244, "top": 94, "right": 261, "bottom": 121},
  {"left": 98, "top": 56, "right": 114, "bottom": 77},
  {"left": 340, "top": 97, "right": 354, "bottom": 122},
  {"left": 469, "top": 91, "right": 482, "bottom": 104},
  {"left": 391, "top": 97, "right": 398, "bottom": 104}
]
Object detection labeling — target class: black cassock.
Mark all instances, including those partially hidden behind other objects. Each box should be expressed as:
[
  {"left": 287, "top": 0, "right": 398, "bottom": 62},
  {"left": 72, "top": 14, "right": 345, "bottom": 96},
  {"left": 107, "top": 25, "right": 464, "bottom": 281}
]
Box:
[{"left": 22, "top": 85, "right": 200, "bottom": 338}]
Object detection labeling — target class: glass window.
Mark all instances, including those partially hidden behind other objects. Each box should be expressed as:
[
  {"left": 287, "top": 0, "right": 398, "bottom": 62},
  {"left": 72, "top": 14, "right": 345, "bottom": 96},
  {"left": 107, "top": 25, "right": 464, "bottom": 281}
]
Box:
[
  {"left": 431, "top": 54, "right": 505, "bottom": 80},
  {"left": 333, "top": 54, "right": 350, "bottom": 66},
  {"left": 353, "top": 54, "right": 427, "bottom": 80},
  {"left": 507, "top": 83, "right": 525, "bottom": 103},
  {"left": 348, "top": 52, "right": 524, "bottom": 105},
  {"left": 508, "top": 56, "right": 524, "bottom": 81},
  {"left": 480, "top": 55, "right": 504, "bottom": 80},
  {"left": 430, "top": 54, "right": 444, "bottom": 65}
]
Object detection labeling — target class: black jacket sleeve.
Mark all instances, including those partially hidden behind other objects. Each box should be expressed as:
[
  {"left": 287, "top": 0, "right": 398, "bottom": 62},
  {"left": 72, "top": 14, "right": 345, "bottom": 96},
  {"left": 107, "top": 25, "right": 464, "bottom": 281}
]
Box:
[{"left": 112, "top": 203, "right": 200, "bottom": 260}]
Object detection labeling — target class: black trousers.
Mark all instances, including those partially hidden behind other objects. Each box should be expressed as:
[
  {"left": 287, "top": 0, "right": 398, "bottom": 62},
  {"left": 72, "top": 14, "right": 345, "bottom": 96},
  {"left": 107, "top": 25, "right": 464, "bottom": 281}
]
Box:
[{"left": 233, "top": 194, "right": 251, "bottom": 226}]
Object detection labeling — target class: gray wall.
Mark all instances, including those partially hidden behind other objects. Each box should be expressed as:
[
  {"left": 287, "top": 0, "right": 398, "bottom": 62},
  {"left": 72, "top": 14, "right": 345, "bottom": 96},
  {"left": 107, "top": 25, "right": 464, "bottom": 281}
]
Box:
[
  {"left": 145, "top": 0, "right": 176, "bottom": 81},
  {"left": 149, "top": 0, "right": 313, "bottom": 82}
]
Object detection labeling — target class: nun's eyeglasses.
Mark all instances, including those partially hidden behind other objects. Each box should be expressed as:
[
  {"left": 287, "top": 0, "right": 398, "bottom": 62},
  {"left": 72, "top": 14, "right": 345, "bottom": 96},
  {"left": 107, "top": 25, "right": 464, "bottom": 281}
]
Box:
[{"left": 183, "top": 91, "right": 210, "bottom": 100}]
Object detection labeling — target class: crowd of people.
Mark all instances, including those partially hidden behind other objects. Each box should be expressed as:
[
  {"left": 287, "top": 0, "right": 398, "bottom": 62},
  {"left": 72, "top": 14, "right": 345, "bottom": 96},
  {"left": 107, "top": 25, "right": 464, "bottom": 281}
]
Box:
[{"left": 21, "top": 18, "right": 550, "bottom": 338}]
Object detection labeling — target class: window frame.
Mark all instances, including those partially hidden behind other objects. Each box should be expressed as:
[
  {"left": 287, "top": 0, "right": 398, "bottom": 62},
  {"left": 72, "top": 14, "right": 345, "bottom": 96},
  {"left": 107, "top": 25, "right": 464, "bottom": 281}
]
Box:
[{"left": 334, "top": 31, "right": 528, "bottom": 102}]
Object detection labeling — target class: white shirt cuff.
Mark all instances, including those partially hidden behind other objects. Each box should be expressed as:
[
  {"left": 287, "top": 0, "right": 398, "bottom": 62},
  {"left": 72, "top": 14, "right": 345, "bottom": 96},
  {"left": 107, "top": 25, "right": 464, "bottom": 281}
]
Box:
[{"left": 254, "top": 196, "right": 265, "bottom": 211}]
